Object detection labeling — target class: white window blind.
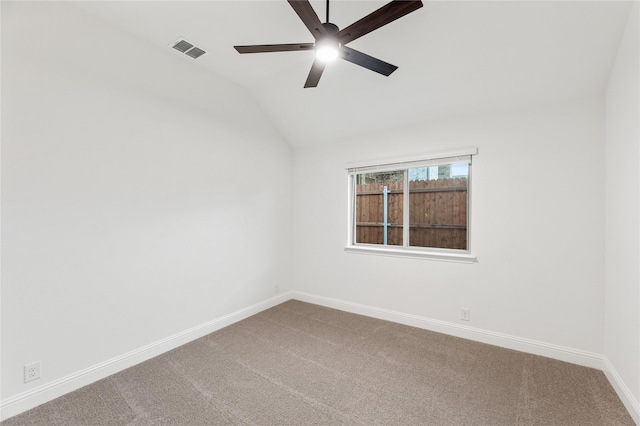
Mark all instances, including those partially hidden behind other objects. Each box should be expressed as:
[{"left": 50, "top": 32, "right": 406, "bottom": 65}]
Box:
[{"left": 346, "top": 147, "right": 477, "bottom": 175}]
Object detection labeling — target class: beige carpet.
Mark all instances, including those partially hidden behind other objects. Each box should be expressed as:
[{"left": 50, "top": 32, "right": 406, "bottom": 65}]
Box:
[{"left": 2, "top": 300, "right": 634, "bottom": 425}]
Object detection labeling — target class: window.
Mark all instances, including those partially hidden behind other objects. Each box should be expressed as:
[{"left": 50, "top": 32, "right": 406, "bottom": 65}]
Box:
[{"left": 346, "top": 148, "right": 477, "bottom": 263}]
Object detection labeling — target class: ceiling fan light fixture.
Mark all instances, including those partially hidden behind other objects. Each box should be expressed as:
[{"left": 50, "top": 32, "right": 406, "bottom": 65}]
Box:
[{"left": 315, "top": 38, "right": 339, "bottom": 62}]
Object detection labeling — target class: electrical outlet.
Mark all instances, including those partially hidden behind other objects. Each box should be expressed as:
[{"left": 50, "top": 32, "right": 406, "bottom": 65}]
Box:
[
  {"left": 461, "top": 309, "right": 470, "bottom": 321},
  {"left": 24, "top": 361, "right": 41, "bottom": 383},
  {"left": 275, "top": 284, "right": 279, "bottom": 293}
]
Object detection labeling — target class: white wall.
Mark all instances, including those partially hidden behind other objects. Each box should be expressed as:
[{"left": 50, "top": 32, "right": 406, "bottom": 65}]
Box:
[
  {"left": 1, "top": 0, "right": 291, "bottom": 408},
  {"left": 2, "top": 0, "right": 637, "bottom": 422},
  {"left": 292, "top": 98, "right": 606, "bottom": 356},
  {"left": 605, "top": 0, "right": 640, "bottom": 411}
]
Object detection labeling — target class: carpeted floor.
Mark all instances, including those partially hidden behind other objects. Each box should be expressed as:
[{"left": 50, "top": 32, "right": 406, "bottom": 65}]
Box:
[{"left": 2, "top": 300, "right": 634, "bottom": 425}]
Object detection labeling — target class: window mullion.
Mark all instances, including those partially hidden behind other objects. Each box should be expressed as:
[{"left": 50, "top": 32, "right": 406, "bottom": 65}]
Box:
[
  {"left": 403, "top": 169, "right": 409, "bottom": 247},
  {"left": 348, "top": 174, "right": 356, "bottom": 246}
]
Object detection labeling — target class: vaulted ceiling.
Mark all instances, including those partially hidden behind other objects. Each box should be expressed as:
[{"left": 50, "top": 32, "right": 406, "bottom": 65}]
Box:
[{"left": 73, "top": 1, "right": 633, "bottom": 147}]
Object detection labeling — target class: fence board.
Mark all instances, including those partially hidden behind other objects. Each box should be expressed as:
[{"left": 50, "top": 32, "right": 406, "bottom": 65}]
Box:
[{"left": 355, "top": 177, "right": 467, "bottom": 249}]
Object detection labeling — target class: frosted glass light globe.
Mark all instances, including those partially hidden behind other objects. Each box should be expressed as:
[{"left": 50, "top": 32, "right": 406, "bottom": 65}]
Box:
[{"left": 315, "top": 39, "right": 339, "bottom": 62}]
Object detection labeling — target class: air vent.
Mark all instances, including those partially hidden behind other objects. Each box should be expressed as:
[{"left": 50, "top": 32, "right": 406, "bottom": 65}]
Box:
[
  {"left": 172, "top": 40, "right": 194, "bottom": 53},
  {"left": 170, "top": 38, "right": 206, "bottom": 59},
  {"left": 185, "top": 47, "right": 206, "bottom": 59}
]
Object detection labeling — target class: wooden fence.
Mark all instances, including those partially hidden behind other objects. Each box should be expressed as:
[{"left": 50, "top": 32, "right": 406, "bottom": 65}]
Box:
[{"left": 355, "top": 177, "right": 467, "bottom": 249}]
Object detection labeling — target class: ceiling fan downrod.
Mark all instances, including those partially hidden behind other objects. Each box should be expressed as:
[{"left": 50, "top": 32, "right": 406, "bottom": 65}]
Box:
[
  {"left": 326, "top": 0, "right": 329, "bottom": 23},
  {"left": 321, "top": 0, "right": 339, "bottom": 36}
]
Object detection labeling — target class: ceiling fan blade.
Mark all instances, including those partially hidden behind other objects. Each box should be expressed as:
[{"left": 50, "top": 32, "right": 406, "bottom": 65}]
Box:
[
  {"left": 304, "top": 59, "right": 326, "bottom": 88},
  {"left": 340, "top": 46, "right": 398, "bottom": 76},
  {"left": 335, "top": 1, "right": 423, "bottom": 46},
  {"left": 288, "top": 0, "right": 328, "bottom": 39},
  {"left": 234, "top": 43, "right": 314, "bottom": 54}
]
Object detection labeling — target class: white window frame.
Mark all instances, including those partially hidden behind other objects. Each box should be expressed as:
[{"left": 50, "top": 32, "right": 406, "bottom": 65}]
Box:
[{"left": 345, "top": 147, "right": 478, "bottom": 263}]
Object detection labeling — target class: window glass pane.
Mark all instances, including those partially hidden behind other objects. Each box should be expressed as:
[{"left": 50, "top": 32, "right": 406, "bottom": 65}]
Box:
[
  {"left": 355, "top": 171, "right": 404, "bottom": 246},
  {"left": 408, "top": 163, "right": 468, "bottom": 249}
]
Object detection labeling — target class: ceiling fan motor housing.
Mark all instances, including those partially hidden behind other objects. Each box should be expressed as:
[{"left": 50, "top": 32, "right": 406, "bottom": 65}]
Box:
[{"left": 321, "top": 22, "right": 339, "bottom": 36}]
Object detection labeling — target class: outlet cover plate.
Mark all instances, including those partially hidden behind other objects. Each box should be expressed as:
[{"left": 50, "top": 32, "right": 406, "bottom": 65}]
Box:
[
  {"left": 24, "top": 361, "right": 41, "bottom": 383},
  {"left": 461, "top": 309, "right": 470, "bottom": 321}
]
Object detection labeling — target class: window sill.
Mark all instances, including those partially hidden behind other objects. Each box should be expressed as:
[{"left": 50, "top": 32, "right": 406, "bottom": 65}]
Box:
[{"left": 344, "top": 245, "right": 477, "bottom": 263}]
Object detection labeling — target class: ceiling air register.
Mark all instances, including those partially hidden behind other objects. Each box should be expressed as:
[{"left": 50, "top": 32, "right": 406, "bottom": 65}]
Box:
[{"left": 172, "top": 39, "right": 206, "bottom": 59}]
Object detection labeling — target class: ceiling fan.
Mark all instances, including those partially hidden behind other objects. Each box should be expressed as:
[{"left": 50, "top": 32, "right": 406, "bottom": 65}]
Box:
[{"left": 234, "top": 0, "right": 424, "bottom": 88}]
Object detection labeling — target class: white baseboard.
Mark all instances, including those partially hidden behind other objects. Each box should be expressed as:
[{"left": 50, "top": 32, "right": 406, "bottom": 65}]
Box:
[
  {"left": 292, "top": 291, "right": 604, "bottom": 370},
  {"left": 603, "top": 357, "right": 640, "bottom": 424},
  {"left": 0, "top": 292, "right": 294, "bottom": 422}
]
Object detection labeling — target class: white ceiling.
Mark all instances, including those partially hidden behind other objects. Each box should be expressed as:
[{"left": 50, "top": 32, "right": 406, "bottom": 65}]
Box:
[{"left": 72, "top": 1, "right": 633, "bottom": 147}]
